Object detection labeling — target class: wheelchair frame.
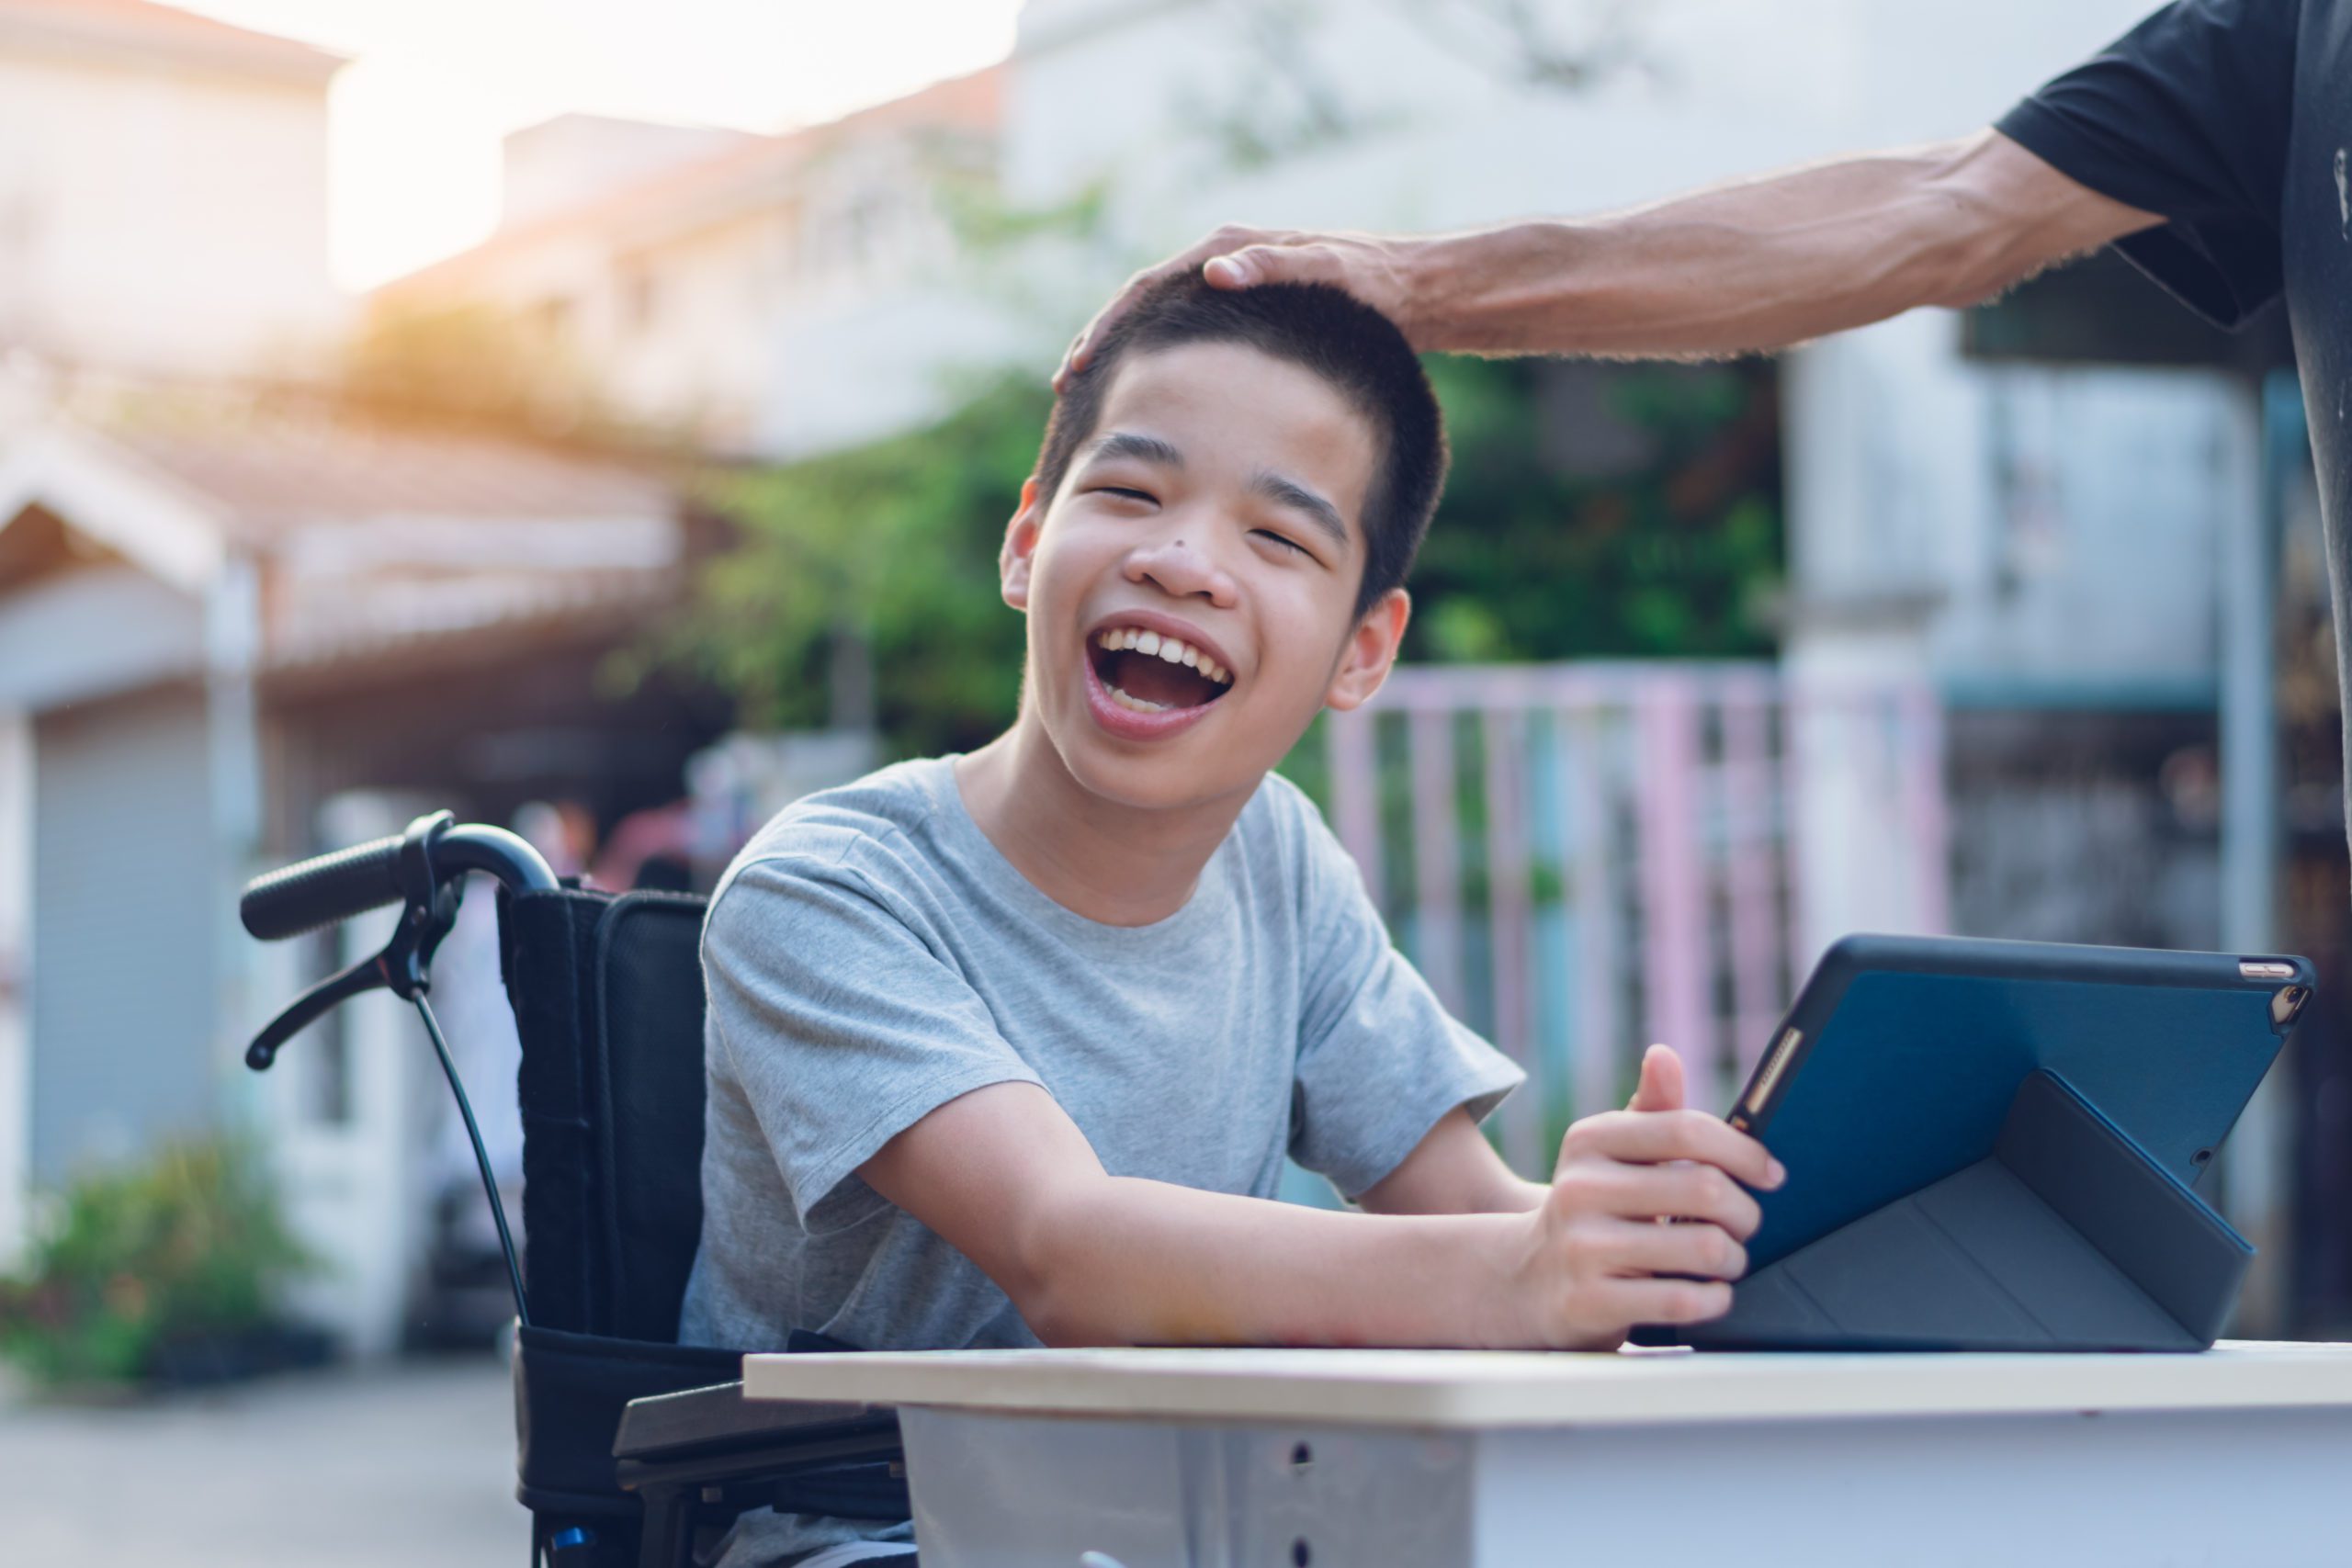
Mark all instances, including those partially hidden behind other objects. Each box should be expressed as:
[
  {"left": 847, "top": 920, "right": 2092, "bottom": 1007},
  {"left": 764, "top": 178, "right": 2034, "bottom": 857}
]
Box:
[{"left": 243, "top": 811, "right": 908, "bottom": 1568}]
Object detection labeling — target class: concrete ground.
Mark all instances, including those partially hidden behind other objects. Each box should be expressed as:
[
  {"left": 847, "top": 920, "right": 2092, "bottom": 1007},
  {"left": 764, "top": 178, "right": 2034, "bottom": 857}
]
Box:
[{"left": 0, "top": 1353, "right": 529, "bottom": 1566}]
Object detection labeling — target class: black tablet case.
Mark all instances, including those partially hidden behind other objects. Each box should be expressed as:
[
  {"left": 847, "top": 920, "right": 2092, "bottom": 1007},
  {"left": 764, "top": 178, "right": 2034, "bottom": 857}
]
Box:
[{"left": 1675, "top": 1070, "right": 2252, "bottom": 1351}]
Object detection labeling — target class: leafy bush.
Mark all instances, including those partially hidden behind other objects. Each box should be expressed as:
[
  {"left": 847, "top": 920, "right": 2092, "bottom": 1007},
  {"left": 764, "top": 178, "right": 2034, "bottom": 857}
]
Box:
[{"left": 0, "top": 1136, "right": 312, "bottom": 1387}]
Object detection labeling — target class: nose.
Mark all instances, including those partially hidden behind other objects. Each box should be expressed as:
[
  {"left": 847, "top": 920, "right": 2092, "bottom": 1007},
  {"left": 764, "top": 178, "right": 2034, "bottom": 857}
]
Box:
[{"left": 1124, "top": 527, "right": 1237, "bottom": 606}]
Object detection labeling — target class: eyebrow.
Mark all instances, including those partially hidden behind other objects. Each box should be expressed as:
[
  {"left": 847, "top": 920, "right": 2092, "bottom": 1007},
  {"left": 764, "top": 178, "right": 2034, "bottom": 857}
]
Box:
[
  {"left": 1083, "top": 430, "right": 1185, "bottom": 469},
  {"left": 1249, "top": 470, "right": 1349, "bottom": 551}
]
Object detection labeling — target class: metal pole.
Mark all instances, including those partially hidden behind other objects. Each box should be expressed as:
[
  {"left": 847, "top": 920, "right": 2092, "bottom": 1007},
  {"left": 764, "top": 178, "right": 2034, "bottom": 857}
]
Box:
[{"left": 2218, "top": 368, "right": 2306, "bottom": 1331}]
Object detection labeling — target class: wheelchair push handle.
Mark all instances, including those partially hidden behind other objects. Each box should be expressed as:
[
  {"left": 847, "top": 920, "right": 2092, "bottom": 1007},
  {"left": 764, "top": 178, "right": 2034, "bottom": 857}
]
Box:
[
  {"left": 242, "top": 815, "right": 560, "bottom": 941},
  {"left": 241, "top": 809, "right": 560, "bottom": 1331},
  {"left": 241, "top": 832, "right": 405, "bottom": 941}
]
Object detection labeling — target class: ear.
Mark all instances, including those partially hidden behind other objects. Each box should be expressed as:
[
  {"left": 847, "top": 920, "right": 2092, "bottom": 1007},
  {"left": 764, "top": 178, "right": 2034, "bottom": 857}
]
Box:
[
  {"left": 1000, "top": 476, "right": 1044, "bottom": 611},
  {"left": 1324, "top": 588, "right": 1409, "bottom": 712}
]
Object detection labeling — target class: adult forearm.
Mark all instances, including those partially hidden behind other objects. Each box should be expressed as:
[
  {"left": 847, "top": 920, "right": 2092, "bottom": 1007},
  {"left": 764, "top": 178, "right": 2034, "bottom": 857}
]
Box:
[
  {"left": 1397, "top": 131, "right": 2137, "bottom": 359},
  {"left": 1018, "top": 1176, "right": 1536, "bottom": 1349}
]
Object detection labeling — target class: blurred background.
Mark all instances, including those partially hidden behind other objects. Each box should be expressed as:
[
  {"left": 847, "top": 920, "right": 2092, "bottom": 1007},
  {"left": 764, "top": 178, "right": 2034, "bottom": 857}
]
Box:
[{"left": 0, "top": 0, "right": 2343, "bottom": 1558}]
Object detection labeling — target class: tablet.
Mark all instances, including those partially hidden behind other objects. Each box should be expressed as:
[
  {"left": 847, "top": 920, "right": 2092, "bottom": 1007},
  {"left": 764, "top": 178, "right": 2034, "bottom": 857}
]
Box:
[{"left": 1727, "top": 934, "right": 2312, "bottom": 1272}]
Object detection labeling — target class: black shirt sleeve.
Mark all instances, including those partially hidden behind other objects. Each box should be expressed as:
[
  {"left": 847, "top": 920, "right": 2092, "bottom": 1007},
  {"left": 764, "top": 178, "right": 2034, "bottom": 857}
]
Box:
[{"left": 1995, "top": 0, "right": 2299, "bottom": 327}]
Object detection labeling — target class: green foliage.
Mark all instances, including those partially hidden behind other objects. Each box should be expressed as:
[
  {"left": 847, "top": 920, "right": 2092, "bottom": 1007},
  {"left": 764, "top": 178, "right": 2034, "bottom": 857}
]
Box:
[
  {"left": 1409, "top": 355, "right": 1783, "bottom": 662},
  {"left": 0, "top": 1136, "right": 312, "bottom": 1387},
  {"left": 677, "top": 378, "right": 1049, "bottom": 758}
]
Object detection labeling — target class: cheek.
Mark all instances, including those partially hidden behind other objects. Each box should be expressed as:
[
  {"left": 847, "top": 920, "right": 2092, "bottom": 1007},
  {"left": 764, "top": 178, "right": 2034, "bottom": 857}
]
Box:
[
  {"left": 1020, "top": 537, "right": 1086, "bottom": 621},
  {"left": 1250, "top": 584, "right": 1356, "bottom": 712}
]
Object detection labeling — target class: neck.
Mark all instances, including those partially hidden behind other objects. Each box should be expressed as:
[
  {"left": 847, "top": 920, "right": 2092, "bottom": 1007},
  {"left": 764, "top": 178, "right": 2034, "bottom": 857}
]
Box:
[{"left": 953, "top": 710, "right": 1255, "bottom": 927}]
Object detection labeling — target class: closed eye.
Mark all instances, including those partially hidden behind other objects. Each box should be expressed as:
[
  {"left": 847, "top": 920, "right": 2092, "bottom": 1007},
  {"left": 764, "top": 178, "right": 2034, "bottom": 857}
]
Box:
[
  {"left": 1091, "top": 486, "right": 1158, "bottom": 504},
  {"left": 1254, "top": 529, "right": 1309, "bottom": 557}
]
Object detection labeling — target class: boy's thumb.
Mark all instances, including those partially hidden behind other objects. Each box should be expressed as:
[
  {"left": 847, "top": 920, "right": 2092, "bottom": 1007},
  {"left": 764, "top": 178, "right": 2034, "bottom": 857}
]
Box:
[{"left": 1627, "top": 1043, "right": 1686, "bottom": 1113}]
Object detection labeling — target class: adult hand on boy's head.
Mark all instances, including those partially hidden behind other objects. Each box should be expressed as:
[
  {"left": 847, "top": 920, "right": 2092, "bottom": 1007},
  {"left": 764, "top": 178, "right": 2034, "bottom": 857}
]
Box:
[
  {"left": 1499, "top": 1044, "right": 1784, "bottom": 1348},
  {"left": 1053, "top": 224, "right": 1426, "bottom": 389}
]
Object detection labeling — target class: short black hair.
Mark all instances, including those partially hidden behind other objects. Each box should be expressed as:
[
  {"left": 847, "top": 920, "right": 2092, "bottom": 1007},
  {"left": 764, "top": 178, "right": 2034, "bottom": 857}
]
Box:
[{"left": 1035, "top": 274, "right": 1447, "bottom": 616}]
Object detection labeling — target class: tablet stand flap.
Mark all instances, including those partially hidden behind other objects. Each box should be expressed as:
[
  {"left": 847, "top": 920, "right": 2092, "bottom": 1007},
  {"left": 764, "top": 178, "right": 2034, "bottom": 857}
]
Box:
[
  {"left": 1664, "top": 1070, "right": 2251, "bottom": 1352},
  {"left": 1994, "top": 1068, "right": 2252, "bottom": 1345}
]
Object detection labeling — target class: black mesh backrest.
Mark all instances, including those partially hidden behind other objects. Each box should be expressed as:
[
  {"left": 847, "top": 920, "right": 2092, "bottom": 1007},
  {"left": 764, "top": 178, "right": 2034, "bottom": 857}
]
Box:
[
  {"left": 593, "top": 893, "right": 710, "bottom": 1341},
  {"left": 503, "top": 886, "right": 709, "bottom": 1342}
]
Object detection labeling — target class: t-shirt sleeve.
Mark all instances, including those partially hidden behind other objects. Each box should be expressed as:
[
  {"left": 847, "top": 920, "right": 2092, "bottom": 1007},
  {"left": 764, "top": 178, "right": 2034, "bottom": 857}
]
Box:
[
  {"left": 1994, "top": 0, "right": 2299, "bottom": 327},
  {"left": 703, "top": 851, "right": 1044, "bottom": 1225},
  {"left": 1286, "top": 795, "right": 1525, "bottom": 1201}
]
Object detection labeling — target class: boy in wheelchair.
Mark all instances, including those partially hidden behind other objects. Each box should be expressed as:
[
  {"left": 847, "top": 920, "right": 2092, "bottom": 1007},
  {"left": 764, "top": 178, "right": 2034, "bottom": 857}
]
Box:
[{"left": 683, "top": 274, "right": 1782, "bottom": 1565}]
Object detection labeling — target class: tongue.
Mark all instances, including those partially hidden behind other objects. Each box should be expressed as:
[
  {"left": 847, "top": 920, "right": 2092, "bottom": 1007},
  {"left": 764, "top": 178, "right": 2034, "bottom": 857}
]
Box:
[{"left": 1110, "top": 649, "right": 1219, "bottom": 708}]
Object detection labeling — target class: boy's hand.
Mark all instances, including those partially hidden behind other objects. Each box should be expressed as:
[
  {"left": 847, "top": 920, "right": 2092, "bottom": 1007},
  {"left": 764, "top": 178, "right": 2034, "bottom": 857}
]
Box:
[{"left": 1500, "top": 1044, "right": 1783, "bottom": 1348}]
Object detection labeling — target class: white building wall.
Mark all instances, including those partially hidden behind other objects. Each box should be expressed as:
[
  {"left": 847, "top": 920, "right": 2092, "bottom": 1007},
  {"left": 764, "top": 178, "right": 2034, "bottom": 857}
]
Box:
[
  {"left": 1008, "top": 0, "right": 2156, "bottom": 227},
  {"left": 502, "top": 115, "right": 760, "bottom": 232},
  {"left": 0, "top": 708, "right": 29, "bottom": 1269},
  {"left": 0, "top": 48, "right": 345, "bottom": 378}
]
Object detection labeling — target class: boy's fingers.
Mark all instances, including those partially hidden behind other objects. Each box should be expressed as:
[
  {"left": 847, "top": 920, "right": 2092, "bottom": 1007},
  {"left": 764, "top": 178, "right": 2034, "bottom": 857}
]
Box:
[
  {"left": 1572, "top": 1108, "right": 1783, "bottom": 1190},
  {"left": 1625, "top": 1043, "right": 1684, "bottom": 1112},
  {"left": 1601, "top": 1277, "right": 1735, "bottom": 1329},
  {"left": 1574, "top": 1159, "right": 1763, "bottom": 1238},
  {"left": 1589, "top": 1216, "right": 1748, "bottom": 1280}
]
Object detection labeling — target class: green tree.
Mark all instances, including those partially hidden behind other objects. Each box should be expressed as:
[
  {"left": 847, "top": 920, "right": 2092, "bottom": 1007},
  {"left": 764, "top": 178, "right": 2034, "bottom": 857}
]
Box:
[
  {"left": 1409, "top": 355, "right": 1782, "bottom": 663},
  {"left": 676, "top": 378, "right": 1048, "bottom": 759}
]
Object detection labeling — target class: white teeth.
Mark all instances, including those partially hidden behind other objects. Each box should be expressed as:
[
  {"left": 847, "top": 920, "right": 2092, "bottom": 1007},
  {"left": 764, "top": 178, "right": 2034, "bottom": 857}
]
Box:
[
  {"left": 1091, "top": 626, "right": 1235, "bottom": 688},
  {"left": 1105, "top": 684, "right": 1168, "bottom": 713}
]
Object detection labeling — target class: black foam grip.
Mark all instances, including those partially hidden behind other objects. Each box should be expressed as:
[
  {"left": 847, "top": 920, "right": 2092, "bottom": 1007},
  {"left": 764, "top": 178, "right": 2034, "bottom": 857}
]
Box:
[{"left": 241, "top": 834, "right": 405, "bottom": 941}]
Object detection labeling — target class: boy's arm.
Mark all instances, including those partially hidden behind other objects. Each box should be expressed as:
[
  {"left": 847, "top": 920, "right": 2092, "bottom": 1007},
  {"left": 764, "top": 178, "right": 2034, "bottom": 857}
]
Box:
[
  {"left": 1356, "top": 1108, "right": 1544, "bottom": 1215},
  {"left": 857, "top": 1074, "right": 1778, "bottom": 1350}
]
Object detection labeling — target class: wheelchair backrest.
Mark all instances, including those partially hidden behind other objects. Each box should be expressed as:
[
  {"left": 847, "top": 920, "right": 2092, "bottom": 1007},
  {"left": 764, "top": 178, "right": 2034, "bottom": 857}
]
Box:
[{"left": 500, "top": 886, "right": 709, "bottom": 1343}]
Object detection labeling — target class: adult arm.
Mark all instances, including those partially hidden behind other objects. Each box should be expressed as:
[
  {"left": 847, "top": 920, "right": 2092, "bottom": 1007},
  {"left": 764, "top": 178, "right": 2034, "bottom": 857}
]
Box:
[
  {"left": 857, "top": 1060, "right": 1778, "bottom": 1351},
  {"left": 1057, "top": 130, "right": 2158, "bottom": 380}
]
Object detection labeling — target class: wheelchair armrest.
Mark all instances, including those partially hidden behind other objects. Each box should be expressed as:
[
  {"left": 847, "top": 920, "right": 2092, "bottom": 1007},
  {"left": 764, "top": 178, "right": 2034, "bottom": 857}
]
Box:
[
  {"left": 613, "top": 1380, "right": 897, "bottom": 1466},
  {"left": 615, "top": 1381, "right": 910, "bottom": 1567}
]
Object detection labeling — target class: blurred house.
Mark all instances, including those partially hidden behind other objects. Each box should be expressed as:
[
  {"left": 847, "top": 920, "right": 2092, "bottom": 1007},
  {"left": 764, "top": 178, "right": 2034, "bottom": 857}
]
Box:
[
  {"left": 0, "top": 0, "right": 345, "bottom": 378},
  {"left": 373, "top": 68, "right": 1017, "bottom": 459},
  {"left": 0, "top": 390, "right": 717, "bottom": 1342},
  {"left": 0, "top": 4, "right": 729, "bottom": 1352}
]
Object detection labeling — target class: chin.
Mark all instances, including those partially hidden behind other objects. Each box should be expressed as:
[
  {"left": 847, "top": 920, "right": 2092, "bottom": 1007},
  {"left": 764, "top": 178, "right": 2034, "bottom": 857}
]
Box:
[{"left": 1043, "top": 707, "right": 1269, "bottom": 815}]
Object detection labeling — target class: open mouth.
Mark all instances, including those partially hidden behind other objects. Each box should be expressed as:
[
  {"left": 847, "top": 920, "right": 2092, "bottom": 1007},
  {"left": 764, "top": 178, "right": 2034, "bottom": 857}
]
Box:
[{"left": 1087, "top": 626, "right": 1234, "bottom": 714}]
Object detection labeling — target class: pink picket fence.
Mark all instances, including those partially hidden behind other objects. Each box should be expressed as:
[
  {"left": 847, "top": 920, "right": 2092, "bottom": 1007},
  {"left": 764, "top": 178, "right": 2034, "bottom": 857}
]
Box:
[{"left": 1320, "top": 661, "right": 1947, "bottom": 1175}]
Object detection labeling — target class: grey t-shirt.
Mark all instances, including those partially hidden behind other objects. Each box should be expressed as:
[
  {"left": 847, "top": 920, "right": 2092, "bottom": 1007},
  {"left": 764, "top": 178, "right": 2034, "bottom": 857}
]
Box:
[{"left": 677, "top": 755, "right": 1521, "bottom": 1561}]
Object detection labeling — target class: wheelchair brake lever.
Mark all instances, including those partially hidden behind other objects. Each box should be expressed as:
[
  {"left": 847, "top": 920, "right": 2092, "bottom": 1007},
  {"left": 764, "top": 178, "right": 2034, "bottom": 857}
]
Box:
[
  {"left": 244, "top": 874, "right": 463, "bottom": 1071},
  {"left": 245, "top": 953, "right": 388, "bottom": 1070}
]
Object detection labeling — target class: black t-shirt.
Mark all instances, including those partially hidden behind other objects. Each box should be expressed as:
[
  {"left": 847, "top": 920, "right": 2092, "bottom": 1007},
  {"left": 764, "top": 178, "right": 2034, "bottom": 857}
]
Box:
[{"left": 1999, "top": 0, "right": 2352, "bottom": 750}]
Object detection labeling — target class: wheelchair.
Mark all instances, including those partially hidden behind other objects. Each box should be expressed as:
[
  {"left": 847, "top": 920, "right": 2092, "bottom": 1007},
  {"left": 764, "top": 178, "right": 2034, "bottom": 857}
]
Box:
[{"left": 242, "top": 810, "right": 907, "bottom": 1568}]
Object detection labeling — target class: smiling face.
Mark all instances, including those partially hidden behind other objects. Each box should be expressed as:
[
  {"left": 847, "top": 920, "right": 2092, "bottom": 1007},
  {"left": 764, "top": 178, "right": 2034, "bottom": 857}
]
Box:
[{"left": 1000, "top": 339, "right": 1410, "bottom": 812}]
